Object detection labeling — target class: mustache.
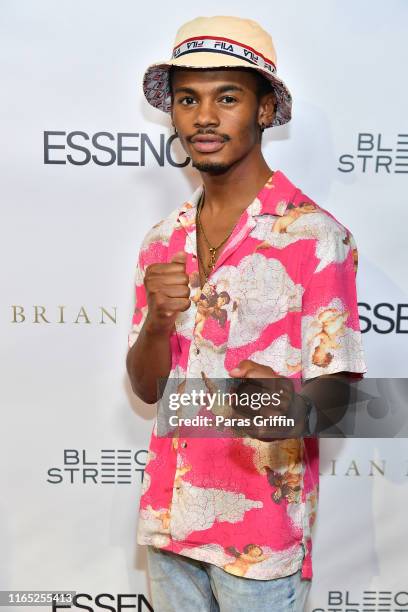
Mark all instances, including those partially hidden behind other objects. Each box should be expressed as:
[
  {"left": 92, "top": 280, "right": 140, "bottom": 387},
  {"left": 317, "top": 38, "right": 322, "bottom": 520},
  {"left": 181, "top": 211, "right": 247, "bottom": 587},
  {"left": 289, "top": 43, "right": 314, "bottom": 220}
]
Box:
[{"left": 187, "top": 130, "right": 231, "bottom": 142}]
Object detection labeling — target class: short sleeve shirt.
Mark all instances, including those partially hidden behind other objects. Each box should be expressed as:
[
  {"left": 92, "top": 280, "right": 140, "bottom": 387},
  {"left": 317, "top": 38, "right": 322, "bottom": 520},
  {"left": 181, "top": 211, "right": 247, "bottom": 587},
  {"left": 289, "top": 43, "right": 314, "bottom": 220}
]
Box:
[{"left": 128, "top": 170, "right": 367, "bottom": 581}]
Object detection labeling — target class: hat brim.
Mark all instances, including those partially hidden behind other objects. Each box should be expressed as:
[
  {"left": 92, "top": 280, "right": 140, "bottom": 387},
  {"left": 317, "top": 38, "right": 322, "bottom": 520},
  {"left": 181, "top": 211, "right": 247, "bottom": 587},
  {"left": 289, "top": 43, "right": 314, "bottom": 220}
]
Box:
[{"left": 142, "top": 53, "right": 292, "bottom": 128}]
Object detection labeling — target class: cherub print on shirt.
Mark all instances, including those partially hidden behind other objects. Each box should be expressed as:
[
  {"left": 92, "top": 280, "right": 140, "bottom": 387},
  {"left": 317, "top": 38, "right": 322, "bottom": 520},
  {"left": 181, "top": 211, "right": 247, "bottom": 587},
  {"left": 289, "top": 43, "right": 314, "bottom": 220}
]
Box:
[{"left": 128, "top": 169, "right": 367, "bottom": 581}]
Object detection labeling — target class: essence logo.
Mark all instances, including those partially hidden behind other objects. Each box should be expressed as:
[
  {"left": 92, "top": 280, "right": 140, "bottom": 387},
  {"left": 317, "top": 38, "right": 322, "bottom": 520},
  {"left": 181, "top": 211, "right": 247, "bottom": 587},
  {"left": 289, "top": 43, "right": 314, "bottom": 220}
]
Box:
[
  {"left": 312, "top": 589, "right": 408, "bottom": 612},
  {"left": 52, "top": 592, "right": 153, "bottom": 611},
  {"left": 359, "top": 303, "right": 408, "bottom": 334},
  {"left": 46, "top": 449, "right": 148, "bottom": 485},
  {"left": 44, "top": 131, "right": 190, "bottom": 167},
  {"left": 10, "top": 305, "right": 117, "bottom": 324},
  {"left": 338, "top": 133, "right": 408, "bottom": 174}
]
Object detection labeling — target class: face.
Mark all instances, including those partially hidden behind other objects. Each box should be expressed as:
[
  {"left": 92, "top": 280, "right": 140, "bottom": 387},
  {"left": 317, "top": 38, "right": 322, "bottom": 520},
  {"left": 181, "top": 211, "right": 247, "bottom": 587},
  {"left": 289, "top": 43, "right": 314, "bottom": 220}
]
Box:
[{"left": 170, "top": 68, "right": 275, "bottom": 175}]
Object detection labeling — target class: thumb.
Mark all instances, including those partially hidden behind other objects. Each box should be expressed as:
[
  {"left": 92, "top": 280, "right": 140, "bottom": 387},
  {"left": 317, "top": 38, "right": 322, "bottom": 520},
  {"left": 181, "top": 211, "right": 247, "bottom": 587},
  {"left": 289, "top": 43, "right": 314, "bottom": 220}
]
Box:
[
  {"left": 229, "top": 360, "right": 252, "bottom": 378},
  {"left": 170, "top": 251, "right": 187, "bottom": 266}
]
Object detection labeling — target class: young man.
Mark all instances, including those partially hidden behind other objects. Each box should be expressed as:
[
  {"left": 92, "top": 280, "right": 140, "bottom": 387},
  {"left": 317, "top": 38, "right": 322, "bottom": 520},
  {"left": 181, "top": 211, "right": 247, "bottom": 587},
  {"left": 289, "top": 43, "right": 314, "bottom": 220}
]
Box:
[{"left": 126, "top": 15, "right": 367, "bottom": 612}]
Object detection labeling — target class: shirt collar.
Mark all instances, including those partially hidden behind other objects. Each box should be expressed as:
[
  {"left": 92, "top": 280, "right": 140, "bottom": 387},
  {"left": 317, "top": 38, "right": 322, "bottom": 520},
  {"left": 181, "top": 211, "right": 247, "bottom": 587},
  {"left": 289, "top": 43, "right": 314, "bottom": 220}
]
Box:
[{"left": 176, "top": 170, "right": 297, "bottom": 227}]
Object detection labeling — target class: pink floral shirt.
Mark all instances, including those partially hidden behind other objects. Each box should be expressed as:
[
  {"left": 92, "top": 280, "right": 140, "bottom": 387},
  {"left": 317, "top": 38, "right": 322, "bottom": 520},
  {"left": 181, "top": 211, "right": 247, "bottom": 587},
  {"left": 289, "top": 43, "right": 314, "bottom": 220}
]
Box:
[{"left": 128, "top": 170, "right": 367, "bottom": 581}]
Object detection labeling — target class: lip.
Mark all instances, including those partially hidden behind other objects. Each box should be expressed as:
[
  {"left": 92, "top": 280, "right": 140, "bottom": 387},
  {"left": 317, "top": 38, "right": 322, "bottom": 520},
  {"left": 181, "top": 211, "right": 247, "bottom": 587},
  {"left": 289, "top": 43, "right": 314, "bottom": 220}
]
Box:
[{"left": 190, "top": 135, "right": 226, "bottom": 154}]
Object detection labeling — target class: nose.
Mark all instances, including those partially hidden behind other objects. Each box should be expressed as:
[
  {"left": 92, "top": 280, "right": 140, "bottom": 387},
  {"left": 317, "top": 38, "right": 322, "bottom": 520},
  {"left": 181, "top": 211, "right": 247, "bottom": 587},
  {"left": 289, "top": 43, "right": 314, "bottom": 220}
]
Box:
[{"left": 193, "top": 97, "right": 220, "bottom": 128}]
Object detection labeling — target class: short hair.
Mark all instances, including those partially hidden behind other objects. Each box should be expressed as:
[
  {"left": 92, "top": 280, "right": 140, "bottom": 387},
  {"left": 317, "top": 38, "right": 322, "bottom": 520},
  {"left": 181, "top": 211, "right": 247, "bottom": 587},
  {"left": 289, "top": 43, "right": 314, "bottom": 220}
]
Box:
[{"left": 253, "top": 71, "right": 276, "bottom": 103}]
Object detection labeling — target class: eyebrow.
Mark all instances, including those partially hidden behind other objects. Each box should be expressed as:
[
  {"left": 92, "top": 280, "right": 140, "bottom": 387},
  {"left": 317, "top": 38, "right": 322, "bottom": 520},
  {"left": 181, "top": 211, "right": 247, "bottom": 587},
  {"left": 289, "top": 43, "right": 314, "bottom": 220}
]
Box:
[{"left": 173, "top": 84, "right": 245, "bottom": 96}]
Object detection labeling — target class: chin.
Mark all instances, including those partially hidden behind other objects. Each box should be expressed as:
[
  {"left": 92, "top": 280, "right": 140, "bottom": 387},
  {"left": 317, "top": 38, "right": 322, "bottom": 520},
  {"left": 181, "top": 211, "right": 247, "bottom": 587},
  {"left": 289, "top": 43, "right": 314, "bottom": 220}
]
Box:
[{"left": 191, "top": 158, "right": 232, "bottom": 175}]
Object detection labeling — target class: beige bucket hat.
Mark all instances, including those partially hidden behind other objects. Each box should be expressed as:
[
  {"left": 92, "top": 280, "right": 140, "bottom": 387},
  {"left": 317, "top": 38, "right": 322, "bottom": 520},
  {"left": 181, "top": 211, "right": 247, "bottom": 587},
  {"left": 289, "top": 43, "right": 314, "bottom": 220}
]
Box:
[{"left": 142, "top": 15, "right": 292, "bottom": 128}]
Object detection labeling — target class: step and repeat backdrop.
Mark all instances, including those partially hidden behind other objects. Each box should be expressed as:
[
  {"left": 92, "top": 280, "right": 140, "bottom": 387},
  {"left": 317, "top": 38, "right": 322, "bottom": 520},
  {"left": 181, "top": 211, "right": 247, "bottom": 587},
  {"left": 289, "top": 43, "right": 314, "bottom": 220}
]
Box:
[{"left": 1, "top": 1, "right": 407, "bottom": 610}]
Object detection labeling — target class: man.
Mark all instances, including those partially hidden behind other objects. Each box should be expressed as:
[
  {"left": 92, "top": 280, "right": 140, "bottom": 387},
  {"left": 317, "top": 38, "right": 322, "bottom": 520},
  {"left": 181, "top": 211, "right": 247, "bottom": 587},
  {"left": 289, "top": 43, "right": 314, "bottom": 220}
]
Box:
[{"left": 126, "top": 15, "right": 367, "bottom": 612}]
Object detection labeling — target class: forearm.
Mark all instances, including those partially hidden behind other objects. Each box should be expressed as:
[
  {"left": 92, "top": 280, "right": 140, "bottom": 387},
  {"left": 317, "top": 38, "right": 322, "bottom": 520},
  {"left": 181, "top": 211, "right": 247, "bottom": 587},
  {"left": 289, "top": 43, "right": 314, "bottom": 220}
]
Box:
[{"left": 126, "top": 318, "right": 172, "bottom": 404}]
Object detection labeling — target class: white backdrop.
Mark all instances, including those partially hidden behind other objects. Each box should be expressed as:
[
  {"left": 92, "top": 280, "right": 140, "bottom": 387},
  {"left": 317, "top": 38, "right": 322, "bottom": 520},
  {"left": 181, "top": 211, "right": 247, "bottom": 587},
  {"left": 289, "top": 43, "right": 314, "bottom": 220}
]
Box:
[{"left": 1, "top": 1, "right": 408, "bottom": 610}]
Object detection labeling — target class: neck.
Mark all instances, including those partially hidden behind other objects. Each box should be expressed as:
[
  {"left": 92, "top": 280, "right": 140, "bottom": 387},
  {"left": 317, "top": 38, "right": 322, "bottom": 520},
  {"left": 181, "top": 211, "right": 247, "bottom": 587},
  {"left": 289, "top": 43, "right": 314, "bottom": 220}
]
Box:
[{"left": 199, "top": 148, "right": 273, "bottom": 217}]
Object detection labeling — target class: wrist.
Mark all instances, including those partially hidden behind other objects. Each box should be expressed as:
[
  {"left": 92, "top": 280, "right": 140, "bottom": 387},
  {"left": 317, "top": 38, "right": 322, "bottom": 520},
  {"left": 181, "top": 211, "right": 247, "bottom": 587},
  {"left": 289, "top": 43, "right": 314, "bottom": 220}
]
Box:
[
  {"left": 144, "top": 316, "right": 173, "bottom": 338},
  {"left": 297, "top": 392, "right": 318, "bottom": 436}
]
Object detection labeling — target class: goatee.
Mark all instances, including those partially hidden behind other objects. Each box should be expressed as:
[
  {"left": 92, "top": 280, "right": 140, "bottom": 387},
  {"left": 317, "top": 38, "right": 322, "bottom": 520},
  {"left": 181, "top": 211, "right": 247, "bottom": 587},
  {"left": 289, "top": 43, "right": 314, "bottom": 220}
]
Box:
[{"left": 192, "top": 160, "right": 231, "bottom": 175}]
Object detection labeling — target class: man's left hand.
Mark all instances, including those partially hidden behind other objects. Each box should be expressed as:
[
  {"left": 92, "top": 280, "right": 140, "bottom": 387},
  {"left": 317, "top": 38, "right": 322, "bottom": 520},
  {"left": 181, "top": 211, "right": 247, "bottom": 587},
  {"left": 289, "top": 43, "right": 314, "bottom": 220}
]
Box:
[{"left": 228, "top": 359, "right": 307, "bottom": 440}]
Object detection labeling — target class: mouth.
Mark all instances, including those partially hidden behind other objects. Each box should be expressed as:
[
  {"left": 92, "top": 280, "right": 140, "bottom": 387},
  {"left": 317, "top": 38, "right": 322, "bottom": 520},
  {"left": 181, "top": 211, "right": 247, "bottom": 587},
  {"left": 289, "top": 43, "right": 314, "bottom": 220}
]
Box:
[{"left": 190, "top": 136, "right": 226, "bottom": 154}]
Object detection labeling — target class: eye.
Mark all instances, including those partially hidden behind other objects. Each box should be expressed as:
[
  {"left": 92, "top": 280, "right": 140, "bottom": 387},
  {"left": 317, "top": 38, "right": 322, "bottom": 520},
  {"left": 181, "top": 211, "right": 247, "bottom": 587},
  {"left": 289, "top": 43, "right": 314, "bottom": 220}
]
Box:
[
  {"left": 179, "top": 96, "right": 196, "bottom": 105},
  {"left": 220, "top": 95, "right": 237, "bottom": 103}
]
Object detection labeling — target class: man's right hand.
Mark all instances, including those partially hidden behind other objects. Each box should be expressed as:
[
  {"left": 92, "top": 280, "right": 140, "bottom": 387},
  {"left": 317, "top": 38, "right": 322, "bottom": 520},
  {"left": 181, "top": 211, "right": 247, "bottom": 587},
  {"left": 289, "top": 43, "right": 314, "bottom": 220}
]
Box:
[{"left": 144, "top": 251, "right": 191, "bottom": 335}]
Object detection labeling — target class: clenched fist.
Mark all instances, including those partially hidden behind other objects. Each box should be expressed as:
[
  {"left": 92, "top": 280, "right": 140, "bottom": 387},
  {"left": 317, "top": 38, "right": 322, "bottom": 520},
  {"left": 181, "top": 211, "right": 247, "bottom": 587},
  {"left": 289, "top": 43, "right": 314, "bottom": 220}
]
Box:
[{"left": 144, "top": 251, "right": 191, "bottom": 335}]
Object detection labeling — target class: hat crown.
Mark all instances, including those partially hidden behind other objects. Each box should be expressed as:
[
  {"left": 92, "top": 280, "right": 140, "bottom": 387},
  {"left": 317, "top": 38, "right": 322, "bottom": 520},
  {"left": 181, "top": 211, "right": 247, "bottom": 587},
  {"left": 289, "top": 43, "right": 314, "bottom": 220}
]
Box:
[
  {"left": 142, "top": 14, "right": 293, "bottom": 128},
  {"left": 173, "top": 15, "right": 277, "bottom": 66}
]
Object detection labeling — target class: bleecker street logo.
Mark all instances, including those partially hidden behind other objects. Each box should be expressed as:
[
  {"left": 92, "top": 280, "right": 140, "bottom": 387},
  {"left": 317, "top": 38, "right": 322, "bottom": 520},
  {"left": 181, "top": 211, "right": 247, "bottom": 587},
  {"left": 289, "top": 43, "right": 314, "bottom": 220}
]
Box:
[
  {"left": 47, "top": 449, "right": 148, "bottom": 485},
  {"left": 312, "top": 589, "right": 408, "bottom": 611},
  {"left": 338, "top": 133, "right": 408, "bottom": 174},
  {"left": 43, "top": 131, "right": 190, "bottom": 167}
]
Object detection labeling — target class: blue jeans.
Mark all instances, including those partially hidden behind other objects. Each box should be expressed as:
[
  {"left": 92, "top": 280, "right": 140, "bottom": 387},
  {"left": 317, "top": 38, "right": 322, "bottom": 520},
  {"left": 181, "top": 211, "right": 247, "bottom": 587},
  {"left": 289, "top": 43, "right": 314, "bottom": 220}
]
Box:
[{"left": 146, "top": 545, "right": 312, "bottom": 612}]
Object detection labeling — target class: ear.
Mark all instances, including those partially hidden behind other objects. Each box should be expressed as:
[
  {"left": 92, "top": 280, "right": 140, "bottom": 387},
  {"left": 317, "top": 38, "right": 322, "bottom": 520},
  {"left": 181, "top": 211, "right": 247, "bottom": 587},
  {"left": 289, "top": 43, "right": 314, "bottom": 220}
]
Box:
[{"left": 258, "top": 90, "right": 277, "bottom": 128}]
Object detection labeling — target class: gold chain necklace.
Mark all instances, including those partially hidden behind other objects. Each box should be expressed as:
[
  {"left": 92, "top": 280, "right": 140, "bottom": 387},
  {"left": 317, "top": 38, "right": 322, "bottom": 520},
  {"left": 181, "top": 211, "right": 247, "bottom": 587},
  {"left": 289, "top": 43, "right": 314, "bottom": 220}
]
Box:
[{"left": 195, "top": 189, "right": 240, "bottom": 284}]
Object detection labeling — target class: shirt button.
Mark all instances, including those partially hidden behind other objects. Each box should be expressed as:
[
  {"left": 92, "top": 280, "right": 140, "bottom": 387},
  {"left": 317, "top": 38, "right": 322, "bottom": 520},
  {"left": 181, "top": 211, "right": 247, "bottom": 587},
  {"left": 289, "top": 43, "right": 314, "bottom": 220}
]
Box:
[{"left": 181, "top": 441, "right": 187, "bottom": 448}]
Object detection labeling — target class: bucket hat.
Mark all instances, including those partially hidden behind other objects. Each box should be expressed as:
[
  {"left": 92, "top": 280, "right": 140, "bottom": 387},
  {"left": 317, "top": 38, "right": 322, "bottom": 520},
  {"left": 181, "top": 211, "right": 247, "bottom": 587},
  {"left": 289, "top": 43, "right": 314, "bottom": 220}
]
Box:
[{"left": 142, "top": 15, "right": 292, "bottom": 128}]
